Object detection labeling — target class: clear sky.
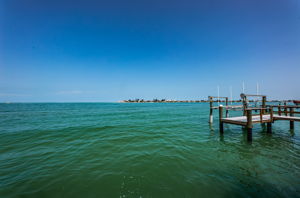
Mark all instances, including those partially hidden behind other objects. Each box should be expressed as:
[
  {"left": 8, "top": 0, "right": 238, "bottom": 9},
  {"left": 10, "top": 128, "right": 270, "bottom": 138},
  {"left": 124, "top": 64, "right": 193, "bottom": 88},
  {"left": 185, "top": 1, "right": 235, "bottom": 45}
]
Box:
[{"left": 1, "top": 0, "right": 299, "bottom": 102}]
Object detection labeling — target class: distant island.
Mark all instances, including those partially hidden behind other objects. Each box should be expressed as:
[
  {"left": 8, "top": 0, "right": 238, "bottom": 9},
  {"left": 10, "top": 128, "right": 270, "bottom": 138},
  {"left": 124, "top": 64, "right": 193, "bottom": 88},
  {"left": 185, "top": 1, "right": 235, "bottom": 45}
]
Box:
[{"left": 120, "top": 99, "right": 286, "bottom": 103}]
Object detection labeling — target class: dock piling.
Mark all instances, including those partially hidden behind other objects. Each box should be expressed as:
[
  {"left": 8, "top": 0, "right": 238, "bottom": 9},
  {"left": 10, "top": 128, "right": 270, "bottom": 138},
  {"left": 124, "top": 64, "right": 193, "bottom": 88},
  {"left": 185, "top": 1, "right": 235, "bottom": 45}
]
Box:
[
  {"left": 267, "top": 123, "right": 272, "bottom": 133},
  {"left": 219, "top": 106, "right": 224, "bottom": 134},
  {"left": 246, "top": 109, "right": 253, "bottom": 141},
  {"left": 225, "top": 98, "right": 229, "bottom": 118},
  {"left": 290, "top": 107, "right": 294, "bottom": 130},
  {"left": 209, "top": 96, "right": 213, "bottom": 123}
]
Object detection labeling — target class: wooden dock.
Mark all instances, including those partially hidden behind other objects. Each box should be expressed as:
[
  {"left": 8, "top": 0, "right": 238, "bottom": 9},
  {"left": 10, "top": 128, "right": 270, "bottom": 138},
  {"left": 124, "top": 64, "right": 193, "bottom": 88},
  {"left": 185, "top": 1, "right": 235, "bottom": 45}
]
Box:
[
  {"left": 216, "top": 94, "right": 300, "bottom": 141},
  {"left": 208, "top": 96, "right": 242, "bottom": 123}
]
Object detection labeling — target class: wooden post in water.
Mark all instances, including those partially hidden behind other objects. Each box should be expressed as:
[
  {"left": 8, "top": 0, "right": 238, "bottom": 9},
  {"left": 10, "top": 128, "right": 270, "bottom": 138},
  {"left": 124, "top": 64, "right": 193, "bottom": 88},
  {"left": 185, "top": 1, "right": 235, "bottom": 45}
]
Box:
[
  {"left": 219, "top": 106, "right": 224, "bottom": 134},
  {"left": 267, "top": 122, "right": 272, "bottom": 133},
  {"left": 209, "top": 96, "right": 213, "bottom": 123},
  {"left": 290, "top": 107, "right": 294, "bottom": 130},
  {"left": 246, "top": 109, "right": 252, "bottom": 141},
  {"left": 225, "top": 97, "right": 229, "bottom": 118},
  {"left": 267, "top": 107, "right": 273, "bottom": 133}
]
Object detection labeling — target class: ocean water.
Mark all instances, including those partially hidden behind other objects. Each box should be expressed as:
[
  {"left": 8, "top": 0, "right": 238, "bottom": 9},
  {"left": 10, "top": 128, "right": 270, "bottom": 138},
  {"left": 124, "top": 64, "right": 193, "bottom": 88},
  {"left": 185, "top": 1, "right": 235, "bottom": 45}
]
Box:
[{"left": 0, "top": 103, "right": 299, "bottom": 198}]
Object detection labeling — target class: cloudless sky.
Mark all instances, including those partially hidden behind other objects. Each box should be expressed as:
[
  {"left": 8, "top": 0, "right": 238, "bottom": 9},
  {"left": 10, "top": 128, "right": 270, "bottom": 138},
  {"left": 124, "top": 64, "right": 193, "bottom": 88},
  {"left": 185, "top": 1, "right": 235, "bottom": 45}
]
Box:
[{"left": 1, "top": 0, "right": 299, "bottom": 102}]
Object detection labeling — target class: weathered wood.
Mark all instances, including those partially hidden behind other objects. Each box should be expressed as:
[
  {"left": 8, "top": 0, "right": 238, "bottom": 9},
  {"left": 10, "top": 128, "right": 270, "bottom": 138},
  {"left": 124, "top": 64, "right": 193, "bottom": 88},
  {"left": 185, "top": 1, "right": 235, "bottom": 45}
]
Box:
[
  {"left": 273, "top": 115, "right": 300, "bottom": 122},
  {"left": 246, "top": 110, "right": 253, "bottom": 128},
  {"left": 241, "top": 94, "right": 247, "bottom": 116},
  {"left": 222, "top": 115, "right": 272, "bottom": 125}
]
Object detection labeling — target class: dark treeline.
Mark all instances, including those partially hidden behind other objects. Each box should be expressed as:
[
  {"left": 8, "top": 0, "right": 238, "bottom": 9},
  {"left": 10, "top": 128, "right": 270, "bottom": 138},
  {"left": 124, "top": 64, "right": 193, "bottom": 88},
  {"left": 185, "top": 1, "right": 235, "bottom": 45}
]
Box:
[{"left": 121, "top": 99, "right": 287, "bottom": 103}]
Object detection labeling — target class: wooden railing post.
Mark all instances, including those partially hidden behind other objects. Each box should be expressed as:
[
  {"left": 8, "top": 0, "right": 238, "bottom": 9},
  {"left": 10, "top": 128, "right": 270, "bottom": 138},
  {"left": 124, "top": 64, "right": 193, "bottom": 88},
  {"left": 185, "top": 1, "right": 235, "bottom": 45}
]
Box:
[
  {"left": 259, "top": 109, "right": 263, "bottom": 122},
  {"left": 246, "top": 109, "right": 252, "bottom": 141},
  {"left": 284, "top": 102, "right": 288, "bottom": 116},
  {"left": 267, "top": 107, "right": 273, "bottom": 133},
  {"left": 219, "top": 106, "right": 224, "bottom": 134},
  {"left": 270, "top": 107, "right": 273, "bottom": 122},
  {"left": 262, "top": 96, "right": 266, "bottom": 114}
]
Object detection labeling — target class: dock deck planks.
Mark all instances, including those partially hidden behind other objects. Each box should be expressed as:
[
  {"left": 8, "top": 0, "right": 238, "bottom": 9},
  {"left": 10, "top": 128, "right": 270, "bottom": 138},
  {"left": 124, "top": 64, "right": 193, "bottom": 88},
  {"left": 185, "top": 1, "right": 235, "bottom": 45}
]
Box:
[
  {"left": 221, "top": 115, "right": 271, "bottom": 126},
  {"left": 273, "top": 115, "right": 300, "bottom": 122}
]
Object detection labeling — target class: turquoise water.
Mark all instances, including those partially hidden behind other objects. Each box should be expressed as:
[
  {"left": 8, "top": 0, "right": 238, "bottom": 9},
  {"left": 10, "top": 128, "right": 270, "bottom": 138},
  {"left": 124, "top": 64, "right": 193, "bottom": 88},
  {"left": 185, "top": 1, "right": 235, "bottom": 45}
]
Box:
[{"left": 0, "top": 103, "right": 300, "bottom": 197}]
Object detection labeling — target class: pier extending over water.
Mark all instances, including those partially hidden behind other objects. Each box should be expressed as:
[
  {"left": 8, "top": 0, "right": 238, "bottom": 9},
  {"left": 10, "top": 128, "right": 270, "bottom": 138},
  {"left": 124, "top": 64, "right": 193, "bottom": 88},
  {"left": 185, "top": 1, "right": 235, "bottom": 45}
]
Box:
[{"left": 216, "top": 94, "right": 300, "bottom": 141}]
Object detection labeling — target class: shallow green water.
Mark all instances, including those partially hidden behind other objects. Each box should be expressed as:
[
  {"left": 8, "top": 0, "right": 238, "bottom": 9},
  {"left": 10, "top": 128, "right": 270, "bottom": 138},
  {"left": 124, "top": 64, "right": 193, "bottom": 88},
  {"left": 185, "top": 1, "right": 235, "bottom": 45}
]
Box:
[{"left": 0, "top": 103, "right": 299, "bottom": 197}]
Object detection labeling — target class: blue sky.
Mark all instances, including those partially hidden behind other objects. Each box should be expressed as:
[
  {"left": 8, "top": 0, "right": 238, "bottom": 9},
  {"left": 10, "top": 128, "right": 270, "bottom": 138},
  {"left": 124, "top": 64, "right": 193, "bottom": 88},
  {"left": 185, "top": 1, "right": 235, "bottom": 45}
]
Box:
[{"left": 1, "top": 0, "right": 299, "bottom": 102}]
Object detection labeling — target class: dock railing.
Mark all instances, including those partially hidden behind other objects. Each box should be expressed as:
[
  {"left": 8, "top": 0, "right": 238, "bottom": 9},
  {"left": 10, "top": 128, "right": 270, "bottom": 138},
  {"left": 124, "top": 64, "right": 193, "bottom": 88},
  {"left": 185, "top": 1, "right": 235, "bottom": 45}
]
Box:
[
  {"left": 267, "top": 105, "right": 300, "bottom": 130},
  {"left": 209, "top": 96, "right": 243, "bottom": 123}
]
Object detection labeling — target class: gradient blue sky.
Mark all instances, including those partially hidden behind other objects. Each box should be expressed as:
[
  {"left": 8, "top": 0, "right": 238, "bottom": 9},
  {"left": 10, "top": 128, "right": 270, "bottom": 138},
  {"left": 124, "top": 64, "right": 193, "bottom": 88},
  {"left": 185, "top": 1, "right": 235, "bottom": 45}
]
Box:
[{"left": 1, "top": 0, "right": 299, "bottom": 102}]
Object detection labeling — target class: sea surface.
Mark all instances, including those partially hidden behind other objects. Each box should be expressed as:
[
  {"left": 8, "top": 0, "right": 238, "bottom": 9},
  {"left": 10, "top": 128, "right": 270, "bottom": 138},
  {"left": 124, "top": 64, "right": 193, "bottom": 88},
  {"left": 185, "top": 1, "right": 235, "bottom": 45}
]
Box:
[{"left": 0, "top": 103, "right": 300, "bottom": 198}]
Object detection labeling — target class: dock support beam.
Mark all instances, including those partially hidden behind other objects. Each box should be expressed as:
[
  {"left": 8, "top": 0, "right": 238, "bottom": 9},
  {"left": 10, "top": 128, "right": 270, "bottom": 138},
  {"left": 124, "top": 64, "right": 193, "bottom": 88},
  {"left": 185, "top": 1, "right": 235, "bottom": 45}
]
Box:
[
  {"left": 219, "top": 106, "right": 224, "bottom": 134},
  {"left": 290, "top": 107, "right": 294, "bottom": 130},
  {"left": 246, "top": 109, "right": 253, "bottom": 141}
]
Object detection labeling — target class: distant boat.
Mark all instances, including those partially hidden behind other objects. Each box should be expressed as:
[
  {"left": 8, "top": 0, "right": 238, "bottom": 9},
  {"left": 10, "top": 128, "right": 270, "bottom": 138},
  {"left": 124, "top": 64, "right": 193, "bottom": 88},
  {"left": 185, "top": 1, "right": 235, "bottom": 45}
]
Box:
[{"left": 293, "top": 100, "right": 300, "bottom": 105}]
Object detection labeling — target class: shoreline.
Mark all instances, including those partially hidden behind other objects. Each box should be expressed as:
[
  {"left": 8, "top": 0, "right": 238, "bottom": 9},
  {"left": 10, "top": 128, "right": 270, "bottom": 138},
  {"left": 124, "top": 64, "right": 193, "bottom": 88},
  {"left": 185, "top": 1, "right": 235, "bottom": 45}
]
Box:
[{"left": 120, "top": 99, "right": 284, "bottom": 103}]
